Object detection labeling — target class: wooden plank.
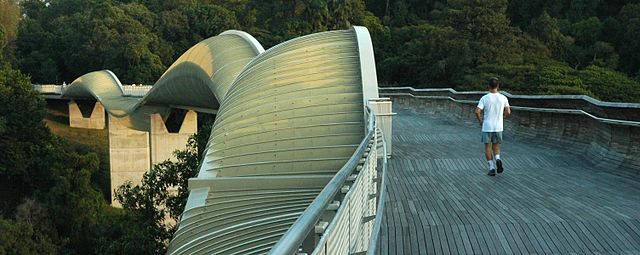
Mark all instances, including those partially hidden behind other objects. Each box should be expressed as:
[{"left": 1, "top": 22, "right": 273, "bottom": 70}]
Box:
[
  {"left": 620, "top": 220, "right": 640, "bottom": 247},
  {"left": 590, "top": 220, "right": 626, "bottom": 253},
  {"left": 431, "top": 225, "right": 444, "bottom": 255},
  {"left": 456, "top": 225, "right": 474, "bottom": 255},
  {"left": 558, "top": 221, "right": 590, "bottom": 252},
  {"left": 443, "top": 224, "right": 461, "bottom": 255},
  {"left": 478, "top": 223, "right": 502, "bottom": 255},
  {"left": 438, "top": 224, "right": 454, "bottom": 255},
  {"left": 574, "top": 220, "right": 608, "bottom": 252},
  {"left": 492, "top": 224, "right": 514, "bottom": 255},
  {"left": 503, "top": 223, "right": 527, "bottom": 254},
  {"left": 422, "top": 225, "right": 436, "bottom": 255},
  {"left": 565, "top": 221, "right": 600, "bottom": 252},
  {"left": 547, "top": 221, "right": 578, "bottom": 253},
  {"left": 470, "top": 224, "right": 492, "bottom": 255},
  {"left": 379, "top": 206, "right": 389, "bottom": 255},
  {"left": 529, "top": 223, "right": 558, "bottom": 253},
  {"left": 605, "top": 220, "right": 640, "bottom": 251},
  {"left": 513, "top": 222, "right": 544, "bottom": 254}
]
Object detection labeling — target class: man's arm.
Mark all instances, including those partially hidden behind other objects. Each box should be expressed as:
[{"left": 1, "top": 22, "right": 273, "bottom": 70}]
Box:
[
  {"left": 475, "top": 107, "right": 483, "bottom": 126},
  {"left": 504, "top": 106, "right": 511, "bottom": 118}
]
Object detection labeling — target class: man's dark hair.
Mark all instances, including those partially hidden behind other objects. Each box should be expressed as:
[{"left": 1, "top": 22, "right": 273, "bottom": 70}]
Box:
[{"left": 488, "top": 77, "right": 499, "bottom": 89}]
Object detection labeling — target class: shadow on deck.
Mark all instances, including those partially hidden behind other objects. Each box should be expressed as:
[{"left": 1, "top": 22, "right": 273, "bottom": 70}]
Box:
[{"left": 377, "top": 110, "right": 640, "bottom": 255}]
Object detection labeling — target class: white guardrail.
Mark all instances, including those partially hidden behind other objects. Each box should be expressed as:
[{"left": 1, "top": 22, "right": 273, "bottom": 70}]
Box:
[
  {"left": 268, "top": 104, "right": 390, "bottom": 255},
  {"left": 33, "top": 84, "right": 152, "bottom": 97},
  {"left": 33, "top": 84, "right": 64, "bottom": 94},
  {"left": 380, "top": 89, "right": 640, "bottom": 127}
]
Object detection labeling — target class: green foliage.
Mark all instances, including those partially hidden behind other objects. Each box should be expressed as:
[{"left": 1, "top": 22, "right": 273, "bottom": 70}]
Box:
[
  {"left": 569, "top": 16, "right": 602, "bottom": 46},
  {"left": 109, "top": 135, "right": 201, "bottom": 253},
  {"left": 0, "top": 0, "right": 20, "bottom": 43},
  {"left": 616, "top": 3, "right": 640, "bottom": 76},
  {"left": 16, "top": 1, "right": 167, "bottom": 83},
  {"left": 0, "top": 63, "right": 50, "bottom": 212},
  {"left": 92, "top": 207, "right": 161, "bottom": 254},
  {"left": 9, "top": 0, "right": 640, "bottom": 102},
  {"left": 0, "top": 215, "right": 57, "bottom": 254},
  {"left": 567, "top": 0, "right": 600, "bottom": 22},
  {"left": 437, "top": 0, "right": 522, "bottom": 66},
  {"left": 538, "top": 62, "right": 584, "bottom": 88},
  {"left": 378, "top": 24, "right": 470, "bottom": 87},
  {"left": 461, "top": 63, "right": 539, "bottom": 92},
  {"left": 0, "top": 62, "right": 110, "bottom": 253},
  {"left": 579, "top": 65, "right": 640, "bottom": 102},
  {"left": 539, "top": 84, "right": 596, "bottom": 97},
  {"left": 182, "top": 4, "right": 241, "bottom": 46},
  {"left": 0, "top": 25, "right": 6, "bottom": 54},
  {"left": 368, "top": 0, "right": 640, "bottom": 102}
]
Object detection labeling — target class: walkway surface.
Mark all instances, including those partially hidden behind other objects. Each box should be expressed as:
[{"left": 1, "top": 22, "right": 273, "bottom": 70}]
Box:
[{"left": 377, "top": 110, "right": 640, "bottom": 255}]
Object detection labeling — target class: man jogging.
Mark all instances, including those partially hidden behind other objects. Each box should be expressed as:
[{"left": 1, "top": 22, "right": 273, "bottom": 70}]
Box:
[{"left": 475, "top": 77, "right": 511, "bottom": 176}]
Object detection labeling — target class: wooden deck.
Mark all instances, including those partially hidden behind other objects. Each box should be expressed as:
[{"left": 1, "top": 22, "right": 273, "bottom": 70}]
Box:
[{"left": 377, "top": 110, "right": 640, "bottom": 255}]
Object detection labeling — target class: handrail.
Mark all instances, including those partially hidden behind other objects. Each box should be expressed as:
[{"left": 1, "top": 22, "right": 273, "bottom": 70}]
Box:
[
  {"left": 268, "top": 106, "right": 377, "bottom": 255},
  {"left": 366, "top": 129, "right": 388, "bottom": 255},
  {"left": 33, "top": 84, "right": 152, "bottom": 98},
  {"left": 382, "top": 92, "right": 640, "bottom": 127},
  {"left": 380, "top": 86, "right": 640, "bottom": 108}
]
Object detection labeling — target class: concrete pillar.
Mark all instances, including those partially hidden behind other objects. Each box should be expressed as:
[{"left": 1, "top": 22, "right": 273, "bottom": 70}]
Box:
[
  {"left": 69, "top": 100, "right": 106, "bottom": 129},
  {"left": 369, "top": 98, "right": 395, "bottom": 157},
  {"left": 108, "top": 110, "right": 197, "bottom": 207},
  {"left": 150, "top": 110, "right": 198, "bottom": 164},
  {"left": 108, "top": 115, "right": 150, "bottom": 206}
]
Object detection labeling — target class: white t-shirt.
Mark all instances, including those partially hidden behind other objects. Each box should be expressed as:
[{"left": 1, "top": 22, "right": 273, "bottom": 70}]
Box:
[{"left": 477, "top": 92, "right": 510, "bottom": 132}]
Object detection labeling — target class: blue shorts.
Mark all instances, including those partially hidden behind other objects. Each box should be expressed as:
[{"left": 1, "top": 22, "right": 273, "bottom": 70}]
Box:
[{"left": 481, "top": 132, "right": 503, "bottom": 144}]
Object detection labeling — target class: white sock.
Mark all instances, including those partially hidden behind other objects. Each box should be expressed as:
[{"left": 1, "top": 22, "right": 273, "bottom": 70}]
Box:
[
  {"left": 495, "top": 154, "right": 501, "bottom": 161},
  {"left": 488, "top": 160, "right": 495, "bottom": 170}
]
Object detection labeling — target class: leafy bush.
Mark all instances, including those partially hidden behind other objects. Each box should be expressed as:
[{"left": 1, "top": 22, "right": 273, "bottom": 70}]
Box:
[{"left": 579, "top": 65, "right": 640, "bottom": 102}]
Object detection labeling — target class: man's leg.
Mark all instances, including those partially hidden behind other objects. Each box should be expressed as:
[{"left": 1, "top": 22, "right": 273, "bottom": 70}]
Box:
[
  {"left": 485, "top": 143, "right": 493, "bottom": 161},
  {"left": 492, "top": 143, "right": 501, "bottom": 156},
  {"left": 492, "top": 143, "right": 503, "bottom": 173},
  {"left": 485, "top": 143, "right": 496, "bottom": 175}
]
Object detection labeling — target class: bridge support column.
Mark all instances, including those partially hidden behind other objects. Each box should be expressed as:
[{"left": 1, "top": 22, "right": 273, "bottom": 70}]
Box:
[
  {"left": 368, "top": 98, "right": 395, "bottom": 157},
  {"left": 107, "top": 110, "right": 198, "bottom": 207},
  {"left": 108, "top": 115, "right": 151, "bottom": 206},
  {"left": 149, "top": 110, "right": 198, "bottom": 164},
  {"left": 69, "top": 100, "right": 106, "bottom": 129}
]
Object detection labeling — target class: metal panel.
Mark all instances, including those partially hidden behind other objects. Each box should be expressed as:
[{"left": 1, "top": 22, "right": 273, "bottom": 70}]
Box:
[{"left": 57, "top": 26, "right": 381, "bottom": 254}]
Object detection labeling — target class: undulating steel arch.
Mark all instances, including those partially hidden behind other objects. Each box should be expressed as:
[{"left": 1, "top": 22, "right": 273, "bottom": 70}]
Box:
[
  {"left": 63, "top": 26, "right": 379, "bottom": 254},
  {"left": 62, "top": 30, "right": 263, "bottom": 130}
]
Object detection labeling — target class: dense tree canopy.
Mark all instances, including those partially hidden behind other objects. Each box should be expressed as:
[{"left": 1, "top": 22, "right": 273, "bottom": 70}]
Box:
[
  {"left": 6, "top": 0, "right": 640, "bottom": 101},
  {"left": 368, "top": 0, "right": 640, "bottom": 101}
]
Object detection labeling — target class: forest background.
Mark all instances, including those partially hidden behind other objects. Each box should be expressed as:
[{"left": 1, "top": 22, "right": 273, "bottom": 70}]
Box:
[
  {"left": 2, "top": 0, "right": 640, "bottom": 102},
  {"left": 1, "top": 0, "right": 640, "bottom": 254}
]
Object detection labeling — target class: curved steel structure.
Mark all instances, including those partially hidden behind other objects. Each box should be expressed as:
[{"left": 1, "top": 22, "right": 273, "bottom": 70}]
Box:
[
  {"left": 62, "top": 27, "right": 380, "bottom": 254},
  {"left": 62, "top": 30, "right": 263, "bottom": 130},
  {"left": 170, "top": 28, "right": 379, "bottom": 255}
]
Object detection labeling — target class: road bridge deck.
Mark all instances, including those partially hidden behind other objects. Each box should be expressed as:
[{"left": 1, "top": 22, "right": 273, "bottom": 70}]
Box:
[{"left": 378, "top": 110, "right": 640, "bottom": 254}]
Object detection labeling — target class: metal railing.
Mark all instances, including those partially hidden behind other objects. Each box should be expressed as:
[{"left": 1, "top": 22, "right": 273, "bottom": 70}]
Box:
[
  {"left": 380, "top": 86, "right": 640, "bottom": 108},
  {"left": 381, "top": 88, "right": 640, "bottom": 127},
  {"left": 33, "top": 84, "right": 64, "bottom": 94},
  {"left": 121, "top": 85, "right": 152, "bottom": 97},
  {"left": 366, "top": 133, "right": 388, "bottom": 255},
  {"left": 268, "top": 106, "right": 388, "bottom": 254},
  {"left": 32, "top": 84, "right": 151, "bottom": 97}
]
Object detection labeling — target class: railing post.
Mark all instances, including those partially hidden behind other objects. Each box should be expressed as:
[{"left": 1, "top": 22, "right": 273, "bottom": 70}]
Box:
[{"left": 368, "top": 98, "right": 395, "bottom": 157}]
